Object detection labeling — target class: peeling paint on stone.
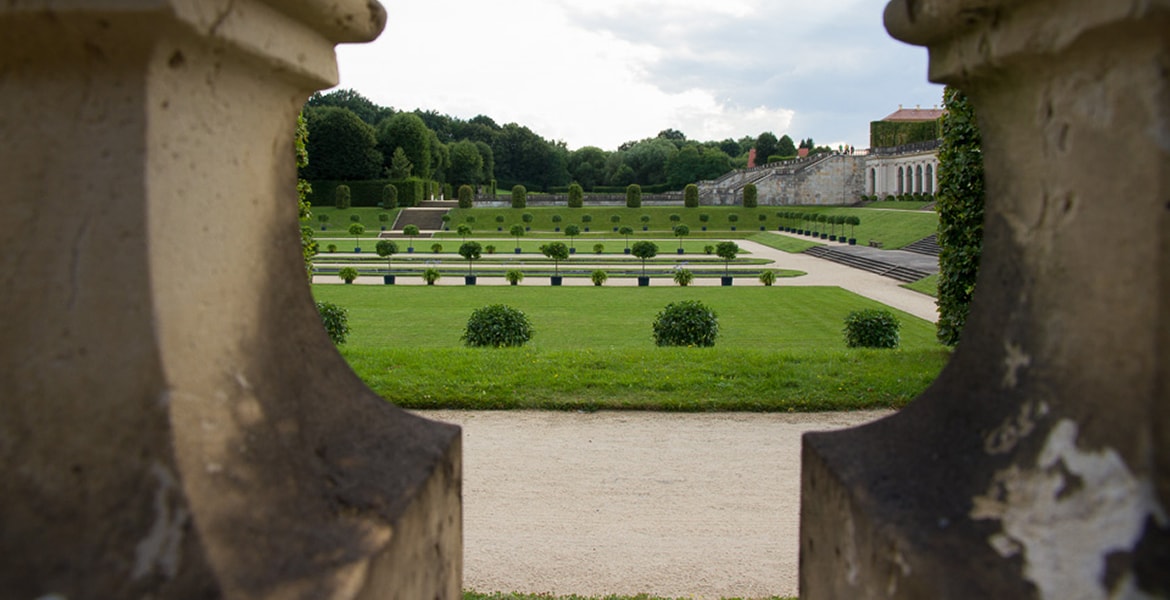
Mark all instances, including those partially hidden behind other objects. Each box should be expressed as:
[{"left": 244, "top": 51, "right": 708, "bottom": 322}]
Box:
[
  {"left": 132, "top": 463, "right": 188, "bottom": 580},
  {"left": 1001, "top": 341, "right": 1032, "bottom": 389},
  {"left": 985, "top": 401, "right": 1049, "bottom": 455},
  {"left": 971, "top": 419, "right": 1168, "bottom": 599}
]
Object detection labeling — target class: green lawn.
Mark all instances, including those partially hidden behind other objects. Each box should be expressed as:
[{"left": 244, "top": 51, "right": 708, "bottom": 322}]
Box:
[
  {"left": 440, "top": 206, "right": 937, "bottom": 250},
  {"left": 314, "top": 285, "right": 948, "bottom": 411},
  {"left": 902, "top": 273, "right": 939, "bottom": 298},
  {"left": 465, "top": 593, "right": 792, "bottom": 600},
  {"left": 862, "top": 200, "right": 935, "bottom": 210}
]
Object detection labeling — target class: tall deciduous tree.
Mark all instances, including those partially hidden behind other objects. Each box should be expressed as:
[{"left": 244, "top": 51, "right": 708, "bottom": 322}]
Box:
[
  {"left": 777, "top": 134, "right": 797, "bottom": 158},
  {"left": 754, "top": 132, "right": 779, "bottom": 165},
  {"left": 936, "top": 86, "right": 985, "bottom": 346},
  {"left": 301, "top": 106, "right": 382, "bottom": 180},
  {"left": 377, "top": 112, "right": 433, "bottom": 180},
  {"left": 448, "top": 140, "right": 484, "bottom": 188}
]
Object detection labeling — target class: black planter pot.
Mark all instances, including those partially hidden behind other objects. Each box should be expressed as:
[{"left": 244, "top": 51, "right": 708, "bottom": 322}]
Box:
[
  {"left": 821, "top": 234, "right": 828, "bottom": 240},
  {"left": 353, "top": 247, "right": 361, "bottom": 253},
  {"left": 721, "top": 276, "right": 733, "bottom": 286},
  {"left": 427, "top": 280, "right": 435, "bottom": 286},
  {"left": 569, "top": 247, "right": 576, "bottom": 254},
  {"left": 613, "top": 227, "right": 619, "bottom": 232},
  {"left": 344, "top": 280, "right": 354, "bottom": 285},
  {"left": 383, "top": 275, "right": 396, "bottom": 285},
  {"left": 465, "top": 275, "right": 477, "bottom": 286},
  {"left": 526, "top": 226, "right": 531, "bottom": 231},
  {"left": 554, "top": 227, "right": 560, "bottom": 232},
  {"left": 514, "top": 248, "right": 522, "bottom": 254},
  {"left": 584, "top": 227, "right": 589, "bottom": 232},
  {"left": 730, "top": 226, "right": 737, "bottom": 231},
  {"left": 381, "top": 226, "right": 387, "bottom": 231},
  {"left": 701, "top": 226, "right": 707, "bottom": 231},
  {"left": 624, "top": 248, "right": 631, "bottom": 255},
  {"left": 849, "top": 238, "right": 857, "bottom": 245},
  {"left": 321, "top": 225, "right": 327, "bottom": 231},
  {"left": 760, "top": 226, "right": 766, "bottom": 231},
  {"left": 830, "top": 235, "right": 837, "bottom": 242},
  {"left": 407, "top": 247, "right": 414, "bottom": 253},
  {"left": 497, "top": 227, "right": 502, "bottom": 232},
  {"left": 637, "top": 276, "right": 650, "bottom": 287},
  {"left": 510, "top": 280, "right": 519, "bottom": 286},
  {"left": 677, "top": 248, "right": 684, "bottom": 254},
  {"left": 642, "top": 226, "right": 648, "bottom": 231},
  {"left": 551, "top": 276, "right": 563, "bottom": 286}
]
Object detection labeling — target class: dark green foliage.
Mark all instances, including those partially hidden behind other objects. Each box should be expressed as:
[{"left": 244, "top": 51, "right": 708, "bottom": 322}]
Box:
[
  {"left": 349, "top": 214, "right": 361, "bottom": 223},
  {"left": 754, "top": 132, "right": 779, "bottom": 165},
  {"left": 539, "top": 241, "right": 570, "bottom": 275},
  {"left": 652, "top": 300, "right": 719, "bottom": 347},
  {"left": 684, "top": 183, "right": 699, "bottom": 208},
  {"left": 300, "top": 106, "right": 383, "bottom": 180},
  {"left": 843, "top": 309, "right": 901, "bottom": 349},
  {"left": 334, "top": 184, "right": 351, "bottom": 209},
  {"left": 376, "top": 113, "right": 432, "bottom": 179},
  {"left": 567, "top": 183, "right": 584, "bottom": 208},
  {"left": 316, "top": 301, "right": 350, "bottom": 345},
  {"left": 458, "top": 184, "right": 474, "bottom": 208},
  {"left": 337, "top": 266, "right": 359, "bottom": 283},
  {"left": 869, "top": 119, "right": 941, "bottom": 148},
  {"left": 512, "top": 185, "right": 527, "bottom": 208},
  {"left": 461, "top": 304, "right": 533, "bottom": 348},
  {"left": 743, "top": 183, "right": 758, "bottom": 208},
  {"left": 716, "top": 241, "right": 739, "bottom": 276},
  {"left": 382, "top": 184, "right": 398, "bottom": 208},
  {"left": 936, "top": 86, "right": 985, "bottom": 346},
  {"left": 626, "top": 184, "right": 642, "bottom": 208},
  {"left": 459, "top": 241, "right": 482, "bottom": 274},
  {"left": 630, "top": 240, "right": 658, "bottom": 276},
  {"left": 296, "top": 112, "right": 317, "bottom": 276}
]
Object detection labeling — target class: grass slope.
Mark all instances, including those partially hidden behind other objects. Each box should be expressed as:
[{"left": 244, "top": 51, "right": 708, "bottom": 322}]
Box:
[{"left": 314, "top": 285, "right": 948, "bottom": 411}]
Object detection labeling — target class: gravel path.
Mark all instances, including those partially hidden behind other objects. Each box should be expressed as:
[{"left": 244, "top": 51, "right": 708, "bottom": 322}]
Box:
[{"left": 417, "top": 409, "right": 893, "bottom": 599}]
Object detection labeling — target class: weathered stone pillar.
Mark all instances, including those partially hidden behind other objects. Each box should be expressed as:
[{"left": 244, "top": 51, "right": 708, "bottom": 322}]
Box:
[
  {"left": 0, "top": 2, "right": 461, "bottom": 598},
  {"left": 801, "top": 2, "right": 1168, "bottom": 598}
]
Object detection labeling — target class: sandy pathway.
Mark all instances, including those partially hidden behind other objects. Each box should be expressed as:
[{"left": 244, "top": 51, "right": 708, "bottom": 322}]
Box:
[{"left": 416, "top": 409, "right": 893, "bottom": 599}]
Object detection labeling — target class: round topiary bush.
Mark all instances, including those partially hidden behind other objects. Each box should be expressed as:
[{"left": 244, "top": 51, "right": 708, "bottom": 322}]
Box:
[
  {"left": 461, "top": 304, "right": 534, "bottom": 348},
  {"left": 843, "top": 309, "right": 901, "bottom": 348},
  {"left": 315, "top": 301, "right": 349, "bottom": 345},
  {"left": 652, "top": 300, "right": 719, "bottom": 347}
]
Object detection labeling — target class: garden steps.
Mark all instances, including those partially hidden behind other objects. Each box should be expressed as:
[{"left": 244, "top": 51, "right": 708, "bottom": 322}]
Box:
[
  {"left": 902, "top": 234, "right": 941, "bottom": 257},
  {"left": 803, "top": 246, "right": 932, "bottom": 283},
  {"left": 389, "top": 207, "right": 449, "bottom": 233}
]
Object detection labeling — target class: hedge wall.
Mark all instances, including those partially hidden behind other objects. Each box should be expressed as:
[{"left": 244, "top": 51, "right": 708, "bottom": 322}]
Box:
[
  {"left": 869, "top": 120, "right": 941, "bottom": 148},
  {"left": 307, "top": 178, "right": 430, "bottom": 208}
]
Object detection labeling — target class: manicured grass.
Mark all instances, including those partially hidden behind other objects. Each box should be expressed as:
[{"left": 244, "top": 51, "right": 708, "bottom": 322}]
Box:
[
  {"left": 447, "top": 207, "right": 937, "bottom": 249},
  {"left": 747, "top": 232, "right": 821, "bottom": 253},
  {"left": 311, "top": 206, "right": 401, "bottom": 234},
  {"left": 313, "top": 285, "right": 948, "bottom": 411},
  {"left": 465, "top": 593, "right": 793, "bottom": 600},
  {"left": 902, "top": 273, "right": 939, "bottom": 297},
  {"left": 314, "top": 237, "right": 752, "bottom": 256},
  {"left": 863, "top": 201, "right": 934, "bottom": 210}
]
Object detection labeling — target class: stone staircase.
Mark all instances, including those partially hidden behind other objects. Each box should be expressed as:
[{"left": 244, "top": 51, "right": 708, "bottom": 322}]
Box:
[
  {"left": 902, "top": 234, "right": 941, "bottom": 257},
  {"left": 803, "top": 246, "right": 932, "bottom": 283},
  {"left": 382, "top": 207, "right": 449, "bottom": 237}
]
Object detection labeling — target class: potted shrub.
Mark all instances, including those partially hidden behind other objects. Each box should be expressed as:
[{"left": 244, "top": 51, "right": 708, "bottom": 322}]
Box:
[
  {"left": 673, "top": 224, "right": 690, "bottom": 254},
  {"left": 835, "top": 215, "right": 849, "bottom": 242},
  {"left": 673, "top": 268, "right": 694, "bottom": 287},
  {"left": 375, "top": 239, "right": 398, "bottom": 285},
  {"left": 564, "top": 224, "right": 580, "bottom": 254},
  {"left": 716, "top": 241, "right": 739, "bottom": 286},
  {"left": 703, "top": 244, "right": 714, "bottom": 255},
  {"left": 521, "top": 212, "right": 533, "bottom": 231},
  {"left": 495, "top": 214, "right": 505, "bottom": 231},
  {"left": 403, "top": 224, "right": 419, "bottom": 253},
  {"left": 593, "top": 243, "right": 605, "bottom": 254},
  {"left": 610, "top": 214, "right": 621, "bottom": 232},
  {"left": 728, "top": 213, "right": 739, "bottom": 231},
  {"left": 846, "top": 215, "right": 861, "bottom": 245},
  {"left": 669, "top": 213, "right": 682, "bottom": 226},
  {"left": 639, "top": 214, "right": 651, "bottom": 231},
  {"left": 758, "top": 213, "right": 767, "bottom": 231},
  {"left": 759, "top": 270, "right": 777, "bottom": 286},
  {"left": 581, "top": 214, "right": 592, "bottom": 232},
  {"left": 327, "top": 243, "right": 337, "bottom": 253},
  {"left": 619, "top": 226, "right": 634, "bottom": 254},
  {"left": 631, "top": 240, "right": 658, "bottom": 287},
  {"left": 699, "top": 213, "right": 710, "bottom": 231},
  {"left": 338, "top": 266, "right": 358, "bottom": 284},
  {"left": 318, "top": 213, "right": 329, "bottom": 230},
  {"left": 505, "top": 269, "right": 524, "bottom": 286},
  {"left": 591, "top": 270, "right": 608, "bottom": 286},
  {"left": 441, "top": 214, "right": 451, "bottom": 231},
  {"left": 459, "top": 241, "right": 482, "bottom": 285},
  {"left": 431, "top": 243, "right": 443, "bottom": 253},
  {"left": 552, "top": 214, "right": 562, "bottom": 232},
  {"left": 510, "top": 223, "right": 525, "bottom": 253},
  {"left": 817, "top": 214, "right": 829, "bottom": 239},
  {"left": 484, "top": 244, "right": 496, "bottom": 255},
  {"left": 348, "top": 222, "right": 365, "bottom": 252},
  {"left": 540, "top": 241, "right": 569, "bottom": 286},
  {"left": 378, "top": 212, "right": 390, "bottom": 230},
  {"left": 422, "top": 267, "right": 441, "bottom": 285}
]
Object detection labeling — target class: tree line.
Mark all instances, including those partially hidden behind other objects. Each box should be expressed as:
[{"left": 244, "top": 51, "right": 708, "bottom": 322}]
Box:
[{"left": 299, "top": 89, "right": 828, "bottom": 193}]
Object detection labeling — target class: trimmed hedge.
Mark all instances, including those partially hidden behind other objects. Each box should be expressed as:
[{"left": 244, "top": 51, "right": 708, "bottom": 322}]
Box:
[
  {"left": 308, "top": 178, "right": 429, "bottom": 208},
  {"left": 869, "top": 119, "right": 941, "bottom": 148}
]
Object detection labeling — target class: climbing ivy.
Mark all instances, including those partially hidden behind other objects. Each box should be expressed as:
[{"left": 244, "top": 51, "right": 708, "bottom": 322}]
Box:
[
  {"left": 296, "top": 112, "right": 318, "bottom": 277},
  {"left": 936, "top": 86, "right": 985, "bottom": 346}
]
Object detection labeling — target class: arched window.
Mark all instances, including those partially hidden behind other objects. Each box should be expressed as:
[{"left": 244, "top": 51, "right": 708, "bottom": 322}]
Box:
[
  {"left": 897, "top": 166, "right": 904, "bottom": 194},
  {"left": 926, "top": 164, "right": 934, "bottom": 194},
  {"left": 916, "top": 165, "right": 923, "bottom": 194}
]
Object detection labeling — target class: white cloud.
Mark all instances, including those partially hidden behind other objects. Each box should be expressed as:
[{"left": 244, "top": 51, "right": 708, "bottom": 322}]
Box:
[{"left": 332, "top": 0, "right": 941, "bottom": 151}]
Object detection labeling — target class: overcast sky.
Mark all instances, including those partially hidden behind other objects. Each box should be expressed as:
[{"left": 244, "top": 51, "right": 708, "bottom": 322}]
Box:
[{"left": 332, "top": 0, "right": 943, "bottom": 152}]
